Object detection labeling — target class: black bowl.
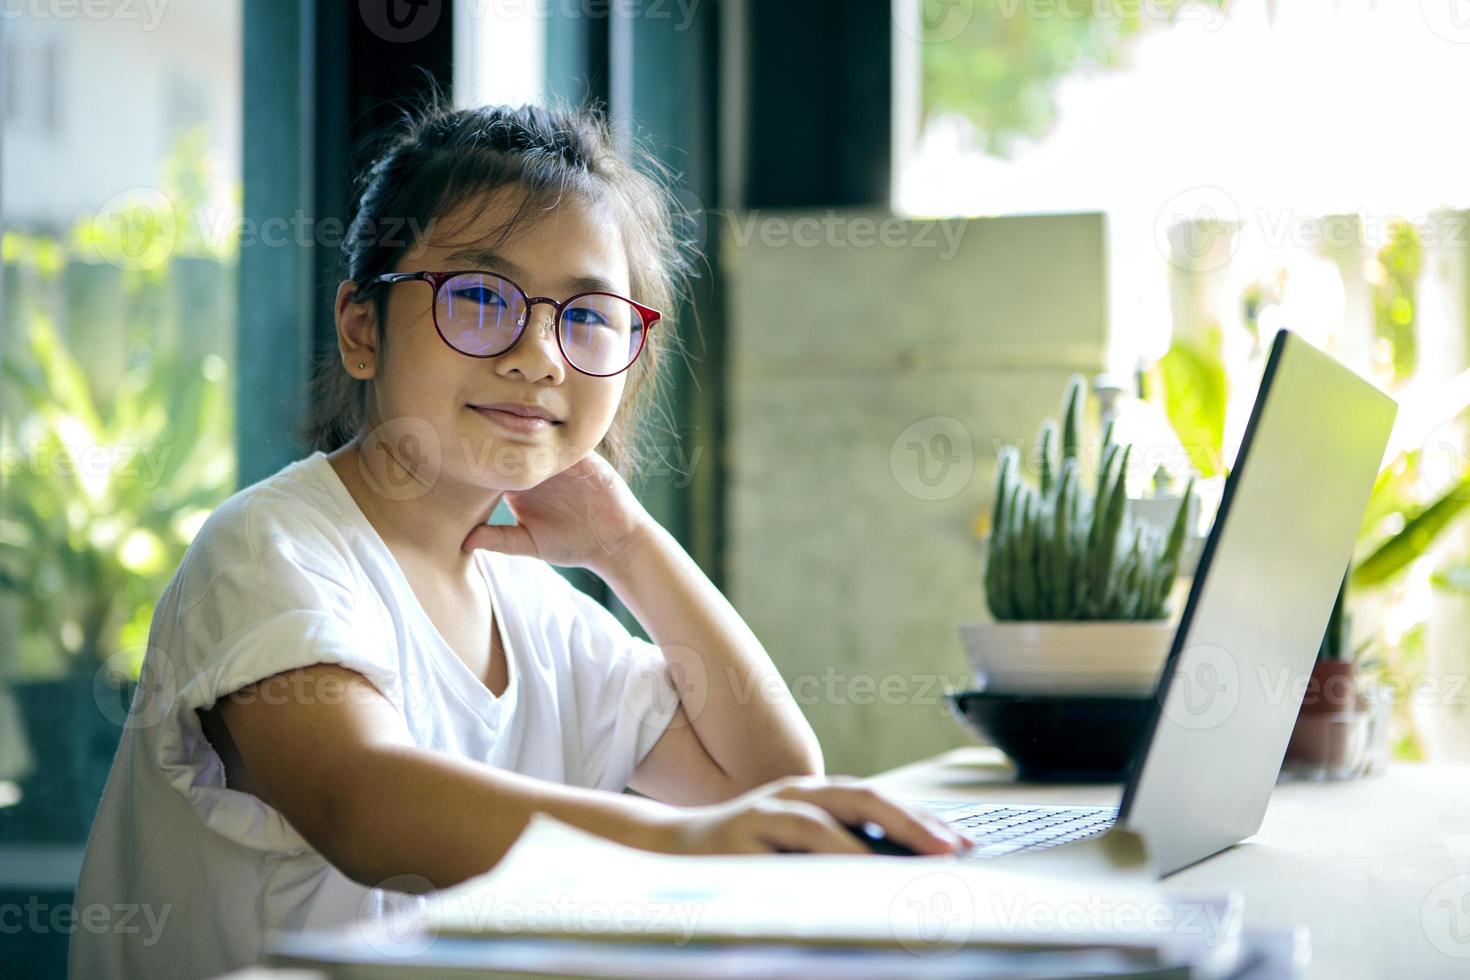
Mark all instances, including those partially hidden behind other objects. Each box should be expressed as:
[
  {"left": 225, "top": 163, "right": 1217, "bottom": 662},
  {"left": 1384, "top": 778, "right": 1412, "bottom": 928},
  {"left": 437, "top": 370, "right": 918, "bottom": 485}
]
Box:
[{"left": 945, "top": 689, "right": 1155, "bottom": 783}]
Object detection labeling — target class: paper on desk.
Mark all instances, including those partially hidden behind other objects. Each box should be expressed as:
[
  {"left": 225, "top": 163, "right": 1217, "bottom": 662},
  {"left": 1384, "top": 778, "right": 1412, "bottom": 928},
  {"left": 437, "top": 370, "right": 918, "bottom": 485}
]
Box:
[{"left": 424, "top": 813, "right": 1209, "bottom": 956}]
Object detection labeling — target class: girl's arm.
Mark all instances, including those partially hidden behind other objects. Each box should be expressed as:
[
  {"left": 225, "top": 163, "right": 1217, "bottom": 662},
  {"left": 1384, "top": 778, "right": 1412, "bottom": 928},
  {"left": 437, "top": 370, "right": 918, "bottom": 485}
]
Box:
[
  {"left": 213, "top": 662, "right": 680, "bottom": 891},
  {"left": 216, "top": 663, "right": 972, "bottom": 888},
  {"left": 600, "top": 518, "right": 825, "bottom": 802},
  {"left": 460, "top": 449, "right": 824, "bottom": 806}
]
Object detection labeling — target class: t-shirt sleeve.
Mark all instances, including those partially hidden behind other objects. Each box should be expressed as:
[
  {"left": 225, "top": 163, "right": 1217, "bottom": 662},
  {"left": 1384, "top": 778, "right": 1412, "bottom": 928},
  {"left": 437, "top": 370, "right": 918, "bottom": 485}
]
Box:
[
  {"left": 144, "top": 499, "right": 405, "bottom": 856},
  {"left": 533, "top": 561, "right": 681, "bottom": 793}
]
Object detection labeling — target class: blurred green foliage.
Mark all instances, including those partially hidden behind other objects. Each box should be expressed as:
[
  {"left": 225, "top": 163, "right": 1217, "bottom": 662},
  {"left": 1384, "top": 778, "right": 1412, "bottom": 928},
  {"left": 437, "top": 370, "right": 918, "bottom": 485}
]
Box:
[
  {"left": 1148, "top": 325, "right": 1228, "bottom": 479},
  {"left": 920, "top": 0, "right": 1231, "bottom": 156},
  {"left": 1372, "top": 219, "right": 1421, "bottom": 383},
  {"left": 0, "top": 312, "right": 234, "bottom": 681},
  {"left": 1, "top": 124, "right": 239, "bottom": 681}
]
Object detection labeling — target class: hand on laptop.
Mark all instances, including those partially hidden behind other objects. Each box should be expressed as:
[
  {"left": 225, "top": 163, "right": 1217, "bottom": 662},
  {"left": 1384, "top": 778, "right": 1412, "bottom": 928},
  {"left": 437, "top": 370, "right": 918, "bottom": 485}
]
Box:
[{"left": 651, "top": 774, "right": 975, "bottom": 857}]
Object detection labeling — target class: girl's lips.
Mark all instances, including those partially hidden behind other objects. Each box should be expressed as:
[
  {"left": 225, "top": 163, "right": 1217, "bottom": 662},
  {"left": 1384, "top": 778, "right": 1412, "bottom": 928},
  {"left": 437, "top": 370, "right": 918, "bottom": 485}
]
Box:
[{"left": 470, "top": 405, "right": 558, "bottom": 434}]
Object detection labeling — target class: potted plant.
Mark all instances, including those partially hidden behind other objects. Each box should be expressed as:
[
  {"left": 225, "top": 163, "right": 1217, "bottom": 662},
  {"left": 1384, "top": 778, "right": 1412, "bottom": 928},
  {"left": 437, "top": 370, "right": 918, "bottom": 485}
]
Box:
[
  {"left": 1282, "top": 572, "right": 1381, "bottom": 779},
  {"left": 961, "top": 375, "right": 1195, "bottom": 696},
  {"left": 1344, "top": 438, "right": 1470, "bottom": 762},
  {"left": 0, "top": 284, "right": 234, "bottom": 842}
]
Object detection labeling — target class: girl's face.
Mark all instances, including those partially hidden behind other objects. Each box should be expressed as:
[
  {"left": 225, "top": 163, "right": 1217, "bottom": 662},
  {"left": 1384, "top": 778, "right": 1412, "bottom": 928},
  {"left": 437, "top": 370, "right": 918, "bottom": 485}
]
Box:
[{"left": 352, "top": 187, "right": 633, "bottom": 493}]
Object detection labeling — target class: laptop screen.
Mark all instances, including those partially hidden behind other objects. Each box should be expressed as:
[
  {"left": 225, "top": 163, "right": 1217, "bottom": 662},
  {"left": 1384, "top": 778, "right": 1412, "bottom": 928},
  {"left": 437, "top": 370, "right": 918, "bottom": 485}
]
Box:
[{"left": 1117, "top": 329, "right": 1397, "bottom": 875}]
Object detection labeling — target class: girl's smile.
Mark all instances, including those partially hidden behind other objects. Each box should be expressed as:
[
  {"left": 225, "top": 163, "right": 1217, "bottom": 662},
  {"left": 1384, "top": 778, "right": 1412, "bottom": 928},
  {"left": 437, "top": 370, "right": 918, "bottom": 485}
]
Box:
[{"left": 469, "top": 403, "right": 562, "bottom": 435}]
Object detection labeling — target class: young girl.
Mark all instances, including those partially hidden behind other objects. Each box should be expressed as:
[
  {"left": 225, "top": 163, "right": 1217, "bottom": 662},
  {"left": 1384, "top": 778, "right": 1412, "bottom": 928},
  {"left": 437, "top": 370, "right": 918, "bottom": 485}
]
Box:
[{"left": 71, "top": 99, "right": 971, "bottom": 978}]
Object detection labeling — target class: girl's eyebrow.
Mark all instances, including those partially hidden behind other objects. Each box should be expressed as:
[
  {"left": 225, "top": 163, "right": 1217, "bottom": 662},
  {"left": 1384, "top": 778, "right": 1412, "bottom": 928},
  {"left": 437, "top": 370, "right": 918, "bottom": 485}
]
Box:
[{"left": 444, "top": 248, "right": 619, "bottom": 295}]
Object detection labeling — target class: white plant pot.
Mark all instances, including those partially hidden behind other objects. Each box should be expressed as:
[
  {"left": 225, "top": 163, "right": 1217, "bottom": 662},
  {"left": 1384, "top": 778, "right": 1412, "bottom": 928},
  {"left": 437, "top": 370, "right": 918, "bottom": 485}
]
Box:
[
  {"left": 1130, "top": 492, "right": 1205, "bottom": 577},
  {"left": 958, "top": 620, "right": 1176, "bottom": 696}
]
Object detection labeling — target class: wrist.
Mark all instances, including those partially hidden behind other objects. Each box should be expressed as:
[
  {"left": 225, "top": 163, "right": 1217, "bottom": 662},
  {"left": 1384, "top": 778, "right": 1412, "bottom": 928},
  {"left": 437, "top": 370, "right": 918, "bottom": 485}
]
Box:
[
  {"left": 616, "top": 799, "right": 690, "bottom": 855},
  {"left": 593, "top": 512, "right": 660, "bottom": 586}
]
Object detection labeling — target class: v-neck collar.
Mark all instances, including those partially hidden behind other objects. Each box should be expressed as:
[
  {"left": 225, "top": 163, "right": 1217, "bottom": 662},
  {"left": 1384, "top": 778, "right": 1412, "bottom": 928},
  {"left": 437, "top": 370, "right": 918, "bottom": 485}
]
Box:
[{"left": 303, "top": 450, "right": 519, "bottom": 713}]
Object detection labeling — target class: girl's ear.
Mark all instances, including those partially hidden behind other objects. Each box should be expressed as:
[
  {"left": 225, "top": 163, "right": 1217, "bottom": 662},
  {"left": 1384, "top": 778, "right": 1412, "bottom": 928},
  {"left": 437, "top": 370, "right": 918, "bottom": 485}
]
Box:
[{"left": 335, "top": 280, "right": 378, "bottom": 378}]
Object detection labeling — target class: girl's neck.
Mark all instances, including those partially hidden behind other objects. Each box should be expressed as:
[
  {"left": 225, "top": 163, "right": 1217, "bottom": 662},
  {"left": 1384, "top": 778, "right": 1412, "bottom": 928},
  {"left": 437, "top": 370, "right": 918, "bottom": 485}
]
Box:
[{"left": 326, "top": 438, "right": 505, "bottom": 588}]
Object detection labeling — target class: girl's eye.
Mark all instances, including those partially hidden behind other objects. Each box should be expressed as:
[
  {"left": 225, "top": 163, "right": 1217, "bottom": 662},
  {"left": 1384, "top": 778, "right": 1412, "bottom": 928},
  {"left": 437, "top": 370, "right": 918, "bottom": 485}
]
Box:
[
  {"left": 453, "top": 286, "right": 508, "bottom": 307},
  {"left": 564, "top": 307, "right": 609, "bottom": 327}
]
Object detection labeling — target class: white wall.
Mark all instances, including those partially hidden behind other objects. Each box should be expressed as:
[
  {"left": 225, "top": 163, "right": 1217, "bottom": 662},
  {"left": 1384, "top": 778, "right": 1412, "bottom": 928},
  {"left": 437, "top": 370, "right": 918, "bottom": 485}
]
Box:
[{"left": 722, "top": 209, "right": 1110, "bottom": 776}]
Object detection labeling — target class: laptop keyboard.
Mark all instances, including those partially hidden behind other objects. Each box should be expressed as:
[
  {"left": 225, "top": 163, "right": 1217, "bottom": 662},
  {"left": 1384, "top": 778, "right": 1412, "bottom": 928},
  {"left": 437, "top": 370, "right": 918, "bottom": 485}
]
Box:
[{"left": 907, "top": 799, "right": 1119, "bottom": 860}]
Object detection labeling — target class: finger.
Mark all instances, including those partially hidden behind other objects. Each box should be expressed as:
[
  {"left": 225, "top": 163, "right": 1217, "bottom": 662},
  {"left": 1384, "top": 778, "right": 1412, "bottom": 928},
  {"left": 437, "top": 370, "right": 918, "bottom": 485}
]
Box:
[
  {"left": 461, "top": 522, "right": 537, "bottom": 557},
  {"left": 755, "top": 803, "right": 869, "bottom": 856},
  {"left": 779, "top": 784, "right": 970, "bottom": 856}
]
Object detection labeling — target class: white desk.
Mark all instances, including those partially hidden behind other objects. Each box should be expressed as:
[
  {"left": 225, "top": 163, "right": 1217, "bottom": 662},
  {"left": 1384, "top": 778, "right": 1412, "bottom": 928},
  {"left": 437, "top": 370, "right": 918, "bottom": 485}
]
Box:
[
  {"left": 866, "top": 747, "right": 1470, "bottom": 980},
  {"left": 251, "top": 749, "right": 1470, "bottom": 979}
]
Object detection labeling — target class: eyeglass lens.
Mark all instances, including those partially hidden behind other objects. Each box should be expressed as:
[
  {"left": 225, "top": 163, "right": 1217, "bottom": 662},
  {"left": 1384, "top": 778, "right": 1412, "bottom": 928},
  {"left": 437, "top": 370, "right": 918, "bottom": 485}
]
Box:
[{"left": 436, "top": 272, "right": 643, "bottom": 374}]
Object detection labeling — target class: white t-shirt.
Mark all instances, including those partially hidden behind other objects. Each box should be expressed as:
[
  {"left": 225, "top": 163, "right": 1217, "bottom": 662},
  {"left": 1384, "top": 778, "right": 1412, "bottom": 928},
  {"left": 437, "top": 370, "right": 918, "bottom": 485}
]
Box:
[{"left": 69, "top": 449, "right": 681, "bottom": 979}]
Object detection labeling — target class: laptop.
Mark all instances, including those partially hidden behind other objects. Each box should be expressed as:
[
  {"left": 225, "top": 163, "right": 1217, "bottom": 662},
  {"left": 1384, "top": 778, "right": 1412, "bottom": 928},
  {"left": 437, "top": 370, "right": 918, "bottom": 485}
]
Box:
[{"left": 910, "top": 328, "right": 1398, "bottom": 876}]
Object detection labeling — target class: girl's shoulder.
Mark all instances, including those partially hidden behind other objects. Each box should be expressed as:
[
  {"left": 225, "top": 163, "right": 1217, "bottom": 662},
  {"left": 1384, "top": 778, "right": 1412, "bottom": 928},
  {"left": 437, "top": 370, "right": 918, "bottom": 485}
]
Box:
[{"left": 171, "top": 452, "right": 356, "bottom": 610}]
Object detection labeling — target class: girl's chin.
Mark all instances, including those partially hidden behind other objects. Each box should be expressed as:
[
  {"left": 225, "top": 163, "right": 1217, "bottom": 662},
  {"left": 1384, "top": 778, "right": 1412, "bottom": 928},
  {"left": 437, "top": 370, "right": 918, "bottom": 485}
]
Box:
[{"left": 456, "top": 439, "right": 573, "bottom": 486}]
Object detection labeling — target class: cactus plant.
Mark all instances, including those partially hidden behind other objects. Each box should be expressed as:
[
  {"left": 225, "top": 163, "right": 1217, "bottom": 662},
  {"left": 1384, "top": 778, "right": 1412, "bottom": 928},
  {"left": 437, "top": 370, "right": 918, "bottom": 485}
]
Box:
[{"left": 985, "top": 375, "right": 1193, "bottom": 621}]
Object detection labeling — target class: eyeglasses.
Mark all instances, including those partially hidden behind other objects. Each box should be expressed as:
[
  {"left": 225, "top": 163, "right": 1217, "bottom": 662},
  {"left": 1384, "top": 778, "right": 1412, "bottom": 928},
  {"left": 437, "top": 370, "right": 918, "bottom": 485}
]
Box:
[{"left": 365, "top": 270, "right": 661, "bottom": 377}]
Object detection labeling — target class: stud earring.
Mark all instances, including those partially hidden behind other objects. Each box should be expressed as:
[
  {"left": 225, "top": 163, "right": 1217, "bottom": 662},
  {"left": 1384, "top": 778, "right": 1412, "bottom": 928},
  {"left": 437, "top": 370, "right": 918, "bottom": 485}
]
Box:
[{"left": 357, "top": 362, "right": 365, "bottom": 369}]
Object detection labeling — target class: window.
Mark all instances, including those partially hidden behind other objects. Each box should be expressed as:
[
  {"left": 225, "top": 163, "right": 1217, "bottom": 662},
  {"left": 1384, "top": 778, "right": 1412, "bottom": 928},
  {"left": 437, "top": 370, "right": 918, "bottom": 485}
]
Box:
[{"left": 0, "top": 3, "right": 242, "bottom": 972}]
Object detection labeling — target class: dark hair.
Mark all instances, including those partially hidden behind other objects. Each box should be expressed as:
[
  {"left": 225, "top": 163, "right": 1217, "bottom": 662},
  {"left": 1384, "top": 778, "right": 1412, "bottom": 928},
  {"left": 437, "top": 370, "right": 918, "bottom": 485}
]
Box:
[{"left": 300, "top": 91, "right": 694, "bottom": 481}]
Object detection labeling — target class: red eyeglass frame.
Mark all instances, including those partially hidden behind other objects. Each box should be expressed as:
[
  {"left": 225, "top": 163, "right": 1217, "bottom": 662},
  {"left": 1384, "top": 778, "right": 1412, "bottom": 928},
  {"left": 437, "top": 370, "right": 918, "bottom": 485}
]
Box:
[{"left": 366, "top": 269, "right": 661, "bottom": 378}]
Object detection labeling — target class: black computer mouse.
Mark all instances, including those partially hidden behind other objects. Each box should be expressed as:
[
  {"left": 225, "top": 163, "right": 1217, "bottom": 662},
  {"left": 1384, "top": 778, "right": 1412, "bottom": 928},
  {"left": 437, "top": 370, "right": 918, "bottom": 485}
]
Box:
[{"left": 845, "top": 821, "right": 920, "bottom": 857}]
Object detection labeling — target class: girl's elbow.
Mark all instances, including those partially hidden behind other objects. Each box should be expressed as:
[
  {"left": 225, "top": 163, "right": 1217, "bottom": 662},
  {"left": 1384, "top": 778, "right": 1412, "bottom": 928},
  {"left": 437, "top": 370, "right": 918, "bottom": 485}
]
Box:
[{"left": 751, "top": 740, "right": 826, "bottom": 788}]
